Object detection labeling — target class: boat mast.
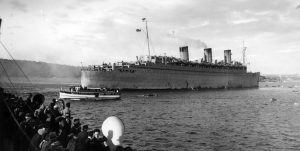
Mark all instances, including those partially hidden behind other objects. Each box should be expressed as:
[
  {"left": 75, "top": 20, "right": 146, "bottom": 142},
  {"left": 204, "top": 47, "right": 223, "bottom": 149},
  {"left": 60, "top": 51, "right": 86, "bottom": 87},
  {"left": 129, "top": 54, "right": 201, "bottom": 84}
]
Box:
[{"left": 142, "top": 18, "right": 151, "bottom": 61}]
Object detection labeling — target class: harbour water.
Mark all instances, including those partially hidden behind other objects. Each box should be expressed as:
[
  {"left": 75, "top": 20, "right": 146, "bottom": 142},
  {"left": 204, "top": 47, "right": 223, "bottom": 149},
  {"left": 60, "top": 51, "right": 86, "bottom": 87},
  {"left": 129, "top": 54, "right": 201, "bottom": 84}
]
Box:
[{"left": 2, "top": 82, "right": 300, "bottom": 151}]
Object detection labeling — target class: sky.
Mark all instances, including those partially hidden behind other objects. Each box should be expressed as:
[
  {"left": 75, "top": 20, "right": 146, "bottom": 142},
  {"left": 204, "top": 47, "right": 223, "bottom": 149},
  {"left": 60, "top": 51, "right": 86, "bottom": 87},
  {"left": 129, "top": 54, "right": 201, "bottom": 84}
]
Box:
[{"left": 0, "top": 0, "right": 300, "bottom": 74}]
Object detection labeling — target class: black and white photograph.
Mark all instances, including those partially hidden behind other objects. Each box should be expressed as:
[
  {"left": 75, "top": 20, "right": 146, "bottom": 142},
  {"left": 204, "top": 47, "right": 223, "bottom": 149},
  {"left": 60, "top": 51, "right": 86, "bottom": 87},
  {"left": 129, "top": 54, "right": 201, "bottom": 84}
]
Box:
[{"left": 0, "top": 0, "right": 300, "bottom": 150}]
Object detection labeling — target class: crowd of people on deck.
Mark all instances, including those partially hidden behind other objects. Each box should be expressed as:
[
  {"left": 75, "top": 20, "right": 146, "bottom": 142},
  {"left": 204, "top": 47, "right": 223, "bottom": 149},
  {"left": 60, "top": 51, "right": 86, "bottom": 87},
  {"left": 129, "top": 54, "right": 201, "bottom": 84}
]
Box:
[{"left": 0, "top": 88, "right": 134, "bottom": 151}]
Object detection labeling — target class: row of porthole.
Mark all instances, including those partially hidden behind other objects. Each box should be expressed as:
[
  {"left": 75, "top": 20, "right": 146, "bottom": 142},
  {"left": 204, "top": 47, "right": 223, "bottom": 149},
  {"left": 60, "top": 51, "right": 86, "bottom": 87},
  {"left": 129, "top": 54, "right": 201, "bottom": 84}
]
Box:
[
  {"left": 134, "top": 68, "right": 243, "bottom": 74},
  {"left": 136, "top": 66, "right": 244, "bottom": 71}
]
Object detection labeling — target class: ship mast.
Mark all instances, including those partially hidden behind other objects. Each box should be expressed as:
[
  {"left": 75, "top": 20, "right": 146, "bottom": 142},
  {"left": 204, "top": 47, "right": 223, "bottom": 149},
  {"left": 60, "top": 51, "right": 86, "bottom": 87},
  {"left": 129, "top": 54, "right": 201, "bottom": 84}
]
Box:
[
  {"left": 136, "top": 18, "right": 151, "bottom": 61},
  {"left": 142, "top": 18, "right": 151, "bottom": 61},
  {"left": 242, "top": 41, "right": 247, "bottom": 66},
  {"left": 0, "top": 18, "right": 2, "bottom": 36}
]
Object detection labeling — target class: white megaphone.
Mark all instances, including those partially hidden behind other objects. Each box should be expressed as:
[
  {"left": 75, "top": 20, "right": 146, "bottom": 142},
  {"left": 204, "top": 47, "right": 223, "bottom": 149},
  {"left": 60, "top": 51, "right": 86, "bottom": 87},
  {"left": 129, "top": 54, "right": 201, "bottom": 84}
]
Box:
[{"left": 101, "top": 116, "right": 125, "bottom": 151}]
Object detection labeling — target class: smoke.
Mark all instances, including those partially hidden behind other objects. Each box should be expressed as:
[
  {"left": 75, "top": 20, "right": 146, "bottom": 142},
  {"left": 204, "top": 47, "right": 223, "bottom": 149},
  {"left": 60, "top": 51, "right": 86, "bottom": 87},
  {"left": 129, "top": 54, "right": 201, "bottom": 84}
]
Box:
[
  {"left": 297, "top": 4, "right": 300, "bottom": 9},
  {"left": 181, "top": 38, "right": 207, "bottom": 49},
  {"left": 166, "top": 30, "right": 207, "bottom": 49}
]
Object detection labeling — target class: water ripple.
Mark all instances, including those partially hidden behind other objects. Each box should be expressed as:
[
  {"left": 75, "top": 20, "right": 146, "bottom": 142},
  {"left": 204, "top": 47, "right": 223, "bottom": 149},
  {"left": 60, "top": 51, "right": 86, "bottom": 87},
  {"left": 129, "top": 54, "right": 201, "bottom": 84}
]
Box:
[{"left": 8, "top": 83, "right": 300, "bottom": 151}]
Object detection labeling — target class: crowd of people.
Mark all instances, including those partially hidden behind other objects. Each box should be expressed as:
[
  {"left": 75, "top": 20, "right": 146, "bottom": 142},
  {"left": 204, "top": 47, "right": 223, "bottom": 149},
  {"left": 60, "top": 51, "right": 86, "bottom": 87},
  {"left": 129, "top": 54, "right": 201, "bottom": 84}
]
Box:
[{"left": 0, "top": 87, "right": 134, "bottom": 151}]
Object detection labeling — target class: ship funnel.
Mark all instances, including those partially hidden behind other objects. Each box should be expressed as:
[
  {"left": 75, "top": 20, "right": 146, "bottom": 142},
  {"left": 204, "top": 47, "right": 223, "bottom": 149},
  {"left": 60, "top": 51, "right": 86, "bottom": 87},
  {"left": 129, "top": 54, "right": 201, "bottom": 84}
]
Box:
[
  {"left": 179, "top": 46, "right": 189, "bottom": 62},
  {"left": 224, "top": 50, "right": 232, "bottom": 64},
  {"left": 204, "top": 48, "right": 212, "bottom": 63}
]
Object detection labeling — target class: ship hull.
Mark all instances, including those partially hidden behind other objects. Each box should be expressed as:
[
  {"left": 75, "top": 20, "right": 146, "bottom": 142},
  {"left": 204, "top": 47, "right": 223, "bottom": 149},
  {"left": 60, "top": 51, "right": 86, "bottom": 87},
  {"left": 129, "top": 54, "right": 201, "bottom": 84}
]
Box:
[{"left": 81, "top": 66, "right": 259, "bottom": 89}]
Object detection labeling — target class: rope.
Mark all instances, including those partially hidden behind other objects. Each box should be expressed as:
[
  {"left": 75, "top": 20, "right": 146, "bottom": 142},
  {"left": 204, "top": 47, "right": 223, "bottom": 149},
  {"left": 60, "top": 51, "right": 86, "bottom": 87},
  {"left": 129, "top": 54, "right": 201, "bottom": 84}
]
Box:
[
  {"left": 0, "top": 59, "right": 16, "bottom": 91},
  {"left": 0, "top": 59, "right": 35, "bottom": 113},
  {"left": 0, "top": 40, "right": 32, "bottom": 84},
  {"left": 2, "top": 97, "right": 40, "bottom": 151},
  {"left": 149, "top": 38, "right": 156, "bottom": 55}
]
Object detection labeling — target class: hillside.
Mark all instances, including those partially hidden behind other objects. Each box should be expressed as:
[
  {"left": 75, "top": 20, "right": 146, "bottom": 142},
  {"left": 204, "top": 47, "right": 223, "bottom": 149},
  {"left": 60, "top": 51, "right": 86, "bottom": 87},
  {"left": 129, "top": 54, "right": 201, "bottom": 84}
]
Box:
[
  {"left": 260, "top": 74, "right": 300, "bottom": 82},
  {"left": 0, "top": 59, "right": 81, "bottom": 84}
]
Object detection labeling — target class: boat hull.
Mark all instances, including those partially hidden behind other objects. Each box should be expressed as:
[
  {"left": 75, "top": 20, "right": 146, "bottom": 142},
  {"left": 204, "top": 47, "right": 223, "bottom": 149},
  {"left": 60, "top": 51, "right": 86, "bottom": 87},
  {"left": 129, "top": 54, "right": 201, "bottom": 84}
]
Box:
[
  {"left": 81, "top": 66, "right": 260, "bottom": 89},
  {"left": 59, "top": 91, "right": 120, "bottom": 100}
]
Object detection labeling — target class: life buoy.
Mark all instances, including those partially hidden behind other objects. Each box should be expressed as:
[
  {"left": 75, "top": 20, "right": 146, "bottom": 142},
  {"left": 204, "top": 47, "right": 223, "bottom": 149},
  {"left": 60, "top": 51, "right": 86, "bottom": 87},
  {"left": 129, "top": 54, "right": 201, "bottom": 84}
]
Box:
[{"left": 102, "top": 116, "right": 125, "bottom": 151}]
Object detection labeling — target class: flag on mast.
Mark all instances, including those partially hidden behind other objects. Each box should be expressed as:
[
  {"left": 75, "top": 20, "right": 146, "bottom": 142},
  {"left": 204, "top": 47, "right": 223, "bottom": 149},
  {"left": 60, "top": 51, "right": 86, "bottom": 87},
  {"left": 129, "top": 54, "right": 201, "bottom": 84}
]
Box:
[{"left": 136, "top": 29, "right": 141, "bottom": 32}]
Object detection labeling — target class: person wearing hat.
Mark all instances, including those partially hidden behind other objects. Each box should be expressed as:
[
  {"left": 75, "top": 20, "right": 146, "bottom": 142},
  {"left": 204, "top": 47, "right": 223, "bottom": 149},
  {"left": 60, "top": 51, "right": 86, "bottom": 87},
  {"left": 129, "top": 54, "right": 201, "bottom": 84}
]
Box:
[
  {"left": 66, "top": 130, "right": 79, "bottom": 151},
  {"left": 47, "top": 132, "right": 66, "bottom": 151},
  {"left": 57, "top": 117, "right": 70, "bottom": 148},
  {"left": 66, "top": 118, "right": 81, "bottom": 151},
  {"left": 24, "top": 93, "right": 33, "bottom": 113},
  {"left": 32, "top": 93, "right": 45, "bottom": 111},
  {"left": 25, "top": 112, "right": 33, "bottom": 119},
  {"left": 45, "top": 112, "right": 56, "bottom": 132},
  {"left": 65, "top": 115, "right": 72, "bottom": 130},
  {"left": 77, "top": 125, "right": 89, "bottom": 151},
  {"left": 53, "top": 104, "right": 62, "bottom": 118},
  {"left": 29, "top": 126, "right": 47, "bottom": 151},
  {"left": 63, "top": 102, "right": 71, "bottom": 118},
  {"left": 40, "top": 132, "right": 57, "bottom": 151},
  {"left": 87, "top": 129, "right": 108, "bottom": 151},
  {"left": 20, "top": 113, "right": 37, "bottom": 138},
  {"left": 71, "top": 118, "right": 81, "bottom": 136}
]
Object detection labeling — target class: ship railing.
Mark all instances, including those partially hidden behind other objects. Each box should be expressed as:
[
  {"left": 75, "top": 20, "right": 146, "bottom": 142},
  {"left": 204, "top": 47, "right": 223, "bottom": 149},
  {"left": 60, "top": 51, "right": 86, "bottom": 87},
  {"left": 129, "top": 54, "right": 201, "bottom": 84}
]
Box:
[
  {"left": 104, "top": 67, "right": 113, "bottom": 71},
  {"left": 61, "top": 89, "right": 120, "bottom": 95},
  {"left": 1, "top": 96, "right": 41, "bottom": 151},
  {"left": 81, "top": 66, "right": 115, "bottom": 72}
]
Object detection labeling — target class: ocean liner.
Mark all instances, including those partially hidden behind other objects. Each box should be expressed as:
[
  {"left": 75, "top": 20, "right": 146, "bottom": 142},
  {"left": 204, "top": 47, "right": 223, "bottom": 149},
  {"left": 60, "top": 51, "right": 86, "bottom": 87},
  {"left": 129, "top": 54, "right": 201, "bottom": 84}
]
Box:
[{"left": 81, "top": 18, "right": 260, "bottom": 90}]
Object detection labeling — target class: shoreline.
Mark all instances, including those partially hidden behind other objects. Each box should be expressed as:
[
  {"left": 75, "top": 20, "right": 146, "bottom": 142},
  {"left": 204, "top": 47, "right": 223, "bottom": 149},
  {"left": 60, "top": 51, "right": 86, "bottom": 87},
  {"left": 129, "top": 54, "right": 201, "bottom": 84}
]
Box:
[{"left": 0, "top": 77, "right": 80, "bottom": 85}]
